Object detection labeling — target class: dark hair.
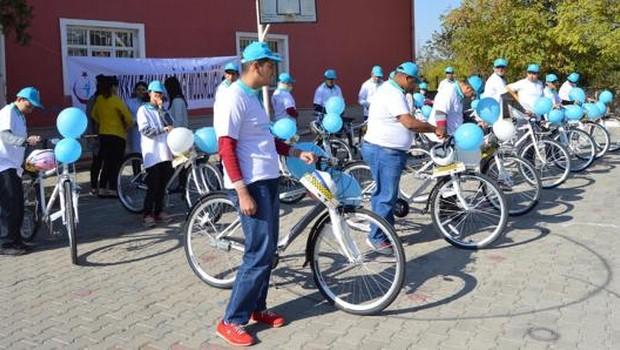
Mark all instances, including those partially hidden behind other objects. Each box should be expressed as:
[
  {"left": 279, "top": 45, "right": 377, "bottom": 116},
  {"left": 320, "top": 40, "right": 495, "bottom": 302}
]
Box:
[
  {"left": 99, "top": 76, "right": 114, "bottom": 98},
  {"left": 164, "top": 76, "right": 187, "bottom": 109},
  {"left": 134, "top": 81, "right": 147, "bottom": 90}
]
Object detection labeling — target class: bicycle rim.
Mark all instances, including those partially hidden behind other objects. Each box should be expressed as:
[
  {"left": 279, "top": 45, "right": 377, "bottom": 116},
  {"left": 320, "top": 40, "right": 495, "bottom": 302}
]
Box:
[
  {"left": 602, "top": 116, "right": 620, "bottom": 152},
  {"left": 310, "top": 208, "right": 405, "bottom": 315},
  {"left": 485, "top": 156, "right": 541, "bottom": 216},
  {"left": 117, "top": 154, "right": 146, "bottom": 213},
  {"left": 185, "top": 163, "right": 224, "bottom": 208},
  {"left": 399, "top": 148, "right": 433, "bottom": 203},
  {"left": 584, "top": 122, "right": 610, "bottom": 158},
  {"left": 554, "top": 129, "right": 595, "bottom": 172},
  {"left": 343, "top": 162, "right": 374, "bottom": 204},
  {"left": 520, "top": 139, "right": 571, "bottom": 188},
  {"left": 328, "top": 139, "right": 353, "bottom": 163}
]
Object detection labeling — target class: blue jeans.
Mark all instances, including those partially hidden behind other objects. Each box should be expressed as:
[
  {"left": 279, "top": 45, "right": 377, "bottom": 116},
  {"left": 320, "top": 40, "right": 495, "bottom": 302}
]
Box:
[
  {"left": 224, "top": 178, "right": 279, "bottom": 325},
  {"left": 361, "top": 142, "right": 407, "bottom": 243}
]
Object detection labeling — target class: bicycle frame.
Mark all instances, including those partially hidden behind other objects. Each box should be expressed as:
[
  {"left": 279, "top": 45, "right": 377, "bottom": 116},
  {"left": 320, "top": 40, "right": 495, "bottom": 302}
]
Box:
[{"left": 39, "top": 163, "right": 79, "bottom": 230}]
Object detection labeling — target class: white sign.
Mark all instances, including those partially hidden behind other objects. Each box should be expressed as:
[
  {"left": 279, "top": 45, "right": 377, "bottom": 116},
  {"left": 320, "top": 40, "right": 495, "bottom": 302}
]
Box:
[
  {"left": 67, "top": 56, "right": 239, "bottom": 110},
  {"left": 258, "top": 0, "right": 317, "bottom": 24}
]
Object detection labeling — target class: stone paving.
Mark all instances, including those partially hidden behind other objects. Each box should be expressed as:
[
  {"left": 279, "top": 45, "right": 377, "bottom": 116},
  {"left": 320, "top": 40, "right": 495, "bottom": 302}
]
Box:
[{"left": 2, "top": 153, "right": 620, "bottom": 349}]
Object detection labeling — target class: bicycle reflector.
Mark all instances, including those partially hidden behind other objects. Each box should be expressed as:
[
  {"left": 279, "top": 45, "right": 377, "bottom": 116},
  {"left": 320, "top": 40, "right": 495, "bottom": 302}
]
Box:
[{"left": 300, "top": 170, "right": 340, "bottom": 208}]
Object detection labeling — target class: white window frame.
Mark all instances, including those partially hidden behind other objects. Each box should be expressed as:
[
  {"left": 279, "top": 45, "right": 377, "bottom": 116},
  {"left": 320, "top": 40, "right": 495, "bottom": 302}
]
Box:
[
  {"left": 235, "top": 32, "right": 290, "bottom": 87},
  {"left": 59, "top": 18, "right": 146, "bottom": 95}
]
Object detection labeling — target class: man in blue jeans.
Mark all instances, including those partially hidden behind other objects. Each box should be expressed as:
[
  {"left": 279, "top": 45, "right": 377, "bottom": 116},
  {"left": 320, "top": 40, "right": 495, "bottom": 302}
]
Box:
[
  {"left": 362, "top": 62, "right": 445, "bottom": 254},
  {"left": 214, "top": 41, "right": 317, "bottom": 347}
]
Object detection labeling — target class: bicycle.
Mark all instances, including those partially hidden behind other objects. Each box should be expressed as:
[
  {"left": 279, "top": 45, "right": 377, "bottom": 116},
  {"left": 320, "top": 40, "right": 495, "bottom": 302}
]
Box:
[
  {"left": 183, "top": 157, "right": 406, "bottom": 315},
  {"left": 117, "top": 149, "right": 223, "bottom": 213},
  {"left": 599, "top": 111, "right": 620, "bottom": 152},
  {"left": 310, "top": 120, "right": 354, "bottom": 163},
  {"left": 550, "top": 120, "right": 596, "bottom": 172}
]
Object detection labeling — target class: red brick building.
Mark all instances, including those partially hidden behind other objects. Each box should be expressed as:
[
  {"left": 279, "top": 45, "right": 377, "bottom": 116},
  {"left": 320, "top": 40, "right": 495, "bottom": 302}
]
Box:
[{"left": 1, "top": 0, "right": 415, "bottom": 127}]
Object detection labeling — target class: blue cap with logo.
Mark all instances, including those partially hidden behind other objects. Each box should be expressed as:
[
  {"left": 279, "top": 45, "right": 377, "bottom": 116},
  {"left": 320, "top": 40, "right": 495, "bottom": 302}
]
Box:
[
  {"left": 527, "top": 64, "right": 540, "bottom": 73},
  {"left": 567, "top": 72, "right": 580, "bottom": 83},
  {"left": 371, "top": 65, "right": 384, "bottom": 78},
  {"left": 494, "top": 58, "right": 508, "bottom": 68},
  {"left": 546, "top": 73, "right": 558, "bottom": 83},
  {"left": 278, "top": 72, "right": 295, "bottom": 84},
  {"left": 16, "top": 87, "right": 43, "bottom": 108},
  {"left": 241, "top": 41, "right": 282, "bottom": 64},
  {"left": 224, "top": 62, "right": 239, "bottom": 73},
  {"left": 324, "top": 69, "right": 337, "bottom": 80},
  {"left": 148, "top": 80, "right": 166, "bottom": 94},
  {"left": 445, "top": 66, "right": 455, "bottom": 74}
]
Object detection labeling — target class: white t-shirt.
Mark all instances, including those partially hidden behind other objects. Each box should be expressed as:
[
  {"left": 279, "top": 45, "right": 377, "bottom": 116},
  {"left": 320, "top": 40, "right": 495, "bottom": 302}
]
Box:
[
  {"left": 0, "top": 103, "right": 27, "bottom": 177},
  {"left": 137, "top": 104, "right": 173, "bottom": 168},
  {"left": 364, "top": 81, "right": 414, "bottom": 151},
  {"left": 544, "top": 87, "right": 561, "bottom": 106},
  {"left": 507, "top": 78, "right": 544, "bottom": 112},
  {"left": 558, "top": 81, "right": 574, "bottom": 101},
  {"left": 214, "top": 81, "right": 280, "bottom": 189},
  {"left": 313, "top": 83, "right": 343, "bottom": 108},
  {"left": 484, "top": 73, "right": 507, "bottom": 103},
  {"left": 438, "top": 78, "right": 456, "bottom": 93},
  {"left": 358, "top": 79, "right": 382, "bottom": 116},
  {"left": 215, "top": 80, "right": 233, "bottom": 102},
  {"left": 428, "top": 84, "right": 464, "bottom": 135},
  {"left": 271, "top": 88, "right": 296, "bottom": 121}
]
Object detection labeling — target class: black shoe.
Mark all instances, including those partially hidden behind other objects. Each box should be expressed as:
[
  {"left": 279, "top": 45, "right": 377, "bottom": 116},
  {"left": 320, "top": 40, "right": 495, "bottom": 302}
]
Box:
[{"left": 0, "top": 242, "right": 30, "bottom": 256}]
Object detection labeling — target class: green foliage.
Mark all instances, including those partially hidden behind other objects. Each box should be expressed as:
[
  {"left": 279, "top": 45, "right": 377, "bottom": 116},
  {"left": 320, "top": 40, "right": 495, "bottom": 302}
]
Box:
[
  {"left": 0, "top": 0, "right": 33, "bottom": 45},
  {"left": 421, "top": 0, "right": 620, "bottom": 91}
]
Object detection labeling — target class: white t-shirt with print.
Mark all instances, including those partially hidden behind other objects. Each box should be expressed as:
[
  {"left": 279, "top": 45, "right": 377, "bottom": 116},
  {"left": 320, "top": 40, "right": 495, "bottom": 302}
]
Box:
[
  {"left": 137, "top": 104, "right": 173, "bottom": 169},
  {"left": 364, "top": 81, "right": 414, "bottom": 151},
  {"left": 0, "top": 103, "right": 27, "bottom": 177},
  {"left": 271, "top": 88, "right": 296, "bottom": 121},
  {"left": 214, "top": 82, "right": 280, "bottom": 189},
  {"left": 428, "top": 84, "right": 464, "bottom": 135},
  {"left": 507, "top": 78, "right": 544, "bottom": 112}
]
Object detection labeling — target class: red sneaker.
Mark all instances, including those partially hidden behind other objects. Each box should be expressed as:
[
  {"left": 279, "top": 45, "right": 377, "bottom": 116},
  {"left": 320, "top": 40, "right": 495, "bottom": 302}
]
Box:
[
  {"left": 251, "top": 310, "right": 286, "bottom": 328},
  {"left": 216, "top": 320, "right": 255, "bottom": 347}
]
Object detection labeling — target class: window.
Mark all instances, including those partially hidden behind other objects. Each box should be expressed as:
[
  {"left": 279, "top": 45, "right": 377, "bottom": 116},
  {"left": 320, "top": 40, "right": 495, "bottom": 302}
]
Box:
[
  {"left": 60, "top": 18, "right": 146, "bottom": 94},
  {"left": 236, "top": 32, "right": 289, "bottom": 88}
]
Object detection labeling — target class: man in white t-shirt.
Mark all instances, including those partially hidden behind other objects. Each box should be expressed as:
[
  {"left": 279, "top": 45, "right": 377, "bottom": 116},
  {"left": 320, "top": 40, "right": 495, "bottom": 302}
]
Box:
[
  {"left": 427, "top": 78, "right": 475, "bottom": 135},
  {"left": 484, "top": 58, "right": 508, "bottom": 104},
  {"left": 558, "top": 72, "right": 580, "bottom": 104},
  {"left": 271, "top": 72, "right": 298, "bottom": 122},
  {"left": 0, "top": 87, "right": 42, "bottom": 256},
  {"left": 543, "top": 74, "right": 562, "bottom": 107},
  {"left": 438, "top": 66, "right": 456, "bottom": 92},
  {"left": 506, "top": 64, "right": 544, "bottom": 114},
  {"left": 215, "top": 62, "right": 240, "bottom": 101},
  {"left": 363, "top": 62, "right": 444, "bottom": 254},
  {"left": 214, "top": 41, "right": 316, "bottom": 347},
  {"left": 313, "top": 69, "right": 343, "bottom": 117},
  {"left": 358, "top": 65, "right": 384, "bottom": 120}
]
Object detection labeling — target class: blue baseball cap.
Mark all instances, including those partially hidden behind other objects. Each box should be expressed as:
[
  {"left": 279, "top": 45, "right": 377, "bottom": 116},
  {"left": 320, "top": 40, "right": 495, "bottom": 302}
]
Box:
[
  {"left": 567, "top": 72, "right": 580, "bottom": 83},
  {"left": 324, "top": 69, "right": 337, "bottom": 80},
  {"left": 224, "top": 62, "right": 239, "bottom": 73},
  {"left": 16, "top": 87, "right": 43, "bottom": 108},
  {"left": 419, "top": 82, "right": 429, "bottom": 90},
  {"left": 148, "top": 80, "right": 166, "bottom": 94},
  {"left": 241, "top": 41, "right": 282, "bottom": 64},
  {"left": 445, "top": 66, "right": 455, "bottom": 74},
  {"left": 278, "top": 72, "right": 295, "bottom": 84},
  {"left": 546, "top": 73, "right": 558, "bottom": 83},
  {"left": 371, "top": 65, "right": 384, "bottom": 78},
  {"left": 527, "top": 64, "right": 540, "bottom": 73},
  {"left": 395, "top": 62, "right": 420, "bottom": 82},
  {"left": 494, "top": 58, "right": 508, "bottom": 68}
]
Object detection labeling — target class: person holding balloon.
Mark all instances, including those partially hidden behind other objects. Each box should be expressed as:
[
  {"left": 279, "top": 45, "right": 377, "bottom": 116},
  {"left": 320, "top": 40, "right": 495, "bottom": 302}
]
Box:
[
  {"left": 484, "top": 58, "right": 509, "bottom": 118},
  {"left": 213, "top": 41, "right": 317, "bottom": 347},
  {"left": 505, "top": 64, "right": 544, "bottom": 116},
  {"left": 543, "top": 74, "right": 562, "bottom": 108},
  {"left": 358, "top": 65, "right": 384, "bottom": 121},
  {"left": 559, "top": 72, "right": 580, "bottom": 105},
  {"left": 0, "top": 87, "right": 43, "bottom": 256},
  {"left": 363, "top": 62, "right": 444, "bottom": 255},
  {"left": 313, "top": 69, "right": 343, "bottom": 119}
]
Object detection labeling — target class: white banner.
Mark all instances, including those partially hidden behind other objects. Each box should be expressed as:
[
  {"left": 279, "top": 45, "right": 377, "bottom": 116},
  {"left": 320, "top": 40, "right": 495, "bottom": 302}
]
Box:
[{"left": 67, "top": 56, "right": 238, "bottom": 110}]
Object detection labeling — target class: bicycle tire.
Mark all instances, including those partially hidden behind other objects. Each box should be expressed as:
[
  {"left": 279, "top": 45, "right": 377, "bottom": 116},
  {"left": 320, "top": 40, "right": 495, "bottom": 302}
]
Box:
[
  {"left": 343, "top": 161, "right": 374, "bottom": 203},
  {"left": 309, "top": 207, "right": 405, "bottom": 315},
  {"left": 601, "top": 115, "right": 620, "bottom": 152},
  {"left": 552, "top": 128, "right": 595, "bottom": 172},
  {"left": 430, "top": 172, "right": 508, "bottom": 249},
  {"left": 63, "top": 180, "right": 78, "bottom": 265},
  {"left": 582, "top": 121, "right": 611, "bottom": 158},
  {"left": 117, "top": 153, "right": 146, "bottom": 213},
  {"left": 398, "top": 147, "right": 434, "bottom": 203},
  {"left": 519, "top": 138, "right": 571, "bottom": 188},
  {"left": 278, "top": 175, "right": 306, "bottom": 204},
  {"left": 317, "top": 138, "right": 353, "bottom": 163},
  {"left": 184, "top": 161, "right": 224, "bottom": 208}
]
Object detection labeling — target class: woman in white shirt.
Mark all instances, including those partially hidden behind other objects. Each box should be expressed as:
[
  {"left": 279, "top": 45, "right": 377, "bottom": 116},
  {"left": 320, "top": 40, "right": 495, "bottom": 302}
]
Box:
[{"left": 164, "top": 77, "right": 189, "bottom": 128}]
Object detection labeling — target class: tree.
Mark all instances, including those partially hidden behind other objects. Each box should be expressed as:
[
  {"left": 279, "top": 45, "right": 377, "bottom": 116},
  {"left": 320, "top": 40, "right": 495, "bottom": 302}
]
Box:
[{"left": 0, "top": 0, "right": 33, "bottom": 45}]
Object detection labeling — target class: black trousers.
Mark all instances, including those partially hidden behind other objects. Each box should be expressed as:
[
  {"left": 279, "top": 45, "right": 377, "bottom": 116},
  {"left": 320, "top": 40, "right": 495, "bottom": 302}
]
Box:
[
  {"left": 144, "top": 161, "right": 173, "bottom": 216},
  {"left": 0, "top": 169, "right": 24, "bottom": 244},
  {"left": 98, "top": 135, "right": 126, "bottom": 191},
  {"left": 90, "top": 154, "right": 103, "bottom": 190}
]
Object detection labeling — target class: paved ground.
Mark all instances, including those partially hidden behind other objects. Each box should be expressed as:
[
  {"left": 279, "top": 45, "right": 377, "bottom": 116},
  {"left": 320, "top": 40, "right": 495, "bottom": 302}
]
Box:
[{"left": 2, "top": 151, "right": 620, "bottom": 350}]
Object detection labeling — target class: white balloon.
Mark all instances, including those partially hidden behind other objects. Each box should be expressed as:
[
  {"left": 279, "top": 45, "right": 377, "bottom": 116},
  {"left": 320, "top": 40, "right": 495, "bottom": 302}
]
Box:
[
  {"left": 167, "top": 127, "right": 195, "bottom": 155},
  {"left": 492, "top": 119, "right": 516, "bottom": 142}
]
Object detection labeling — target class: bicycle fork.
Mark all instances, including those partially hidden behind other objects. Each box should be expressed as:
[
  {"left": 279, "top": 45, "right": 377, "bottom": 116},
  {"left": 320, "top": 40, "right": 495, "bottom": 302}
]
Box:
[{"left": 327, "top": 207, "right": 363, "bottom": 263}]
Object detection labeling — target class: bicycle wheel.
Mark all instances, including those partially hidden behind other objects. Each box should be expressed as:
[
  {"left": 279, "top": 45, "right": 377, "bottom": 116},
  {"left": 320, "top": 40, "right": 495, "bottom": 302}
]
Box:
[
  {"left": 309, "top": 207, "right": 405, "bottom": 315},
  {"left": 63, "top": 180, "right": 78, "bottom": 265},
  {"left": 483, "top": 155, "right": 541, "bottom": 216},
  {"left": 582, "top": 122, "right": 610, "bottom": 158},
  {"left": 325, "top": 139, "right": 353, "bottom": 163},
  {"left": 552, "top": 128, "right": 595, "bottom": 172},
  {"left": 601, "top": 115, "right": 620, "bottom": 152},
  {"left": 399, "top": 148, "right": 434, "bottom": 203},
  {"left": 278, "top": 175, "right": 306, "bottom": 204},
  {"left": 343, "top": 161, "right": 374, "bottom": 203},
  {"left": 185, "top": 162, "right": 224, "bottom": 208},
  {"left": 519, "top": 138, "right": 571, "bottom": 188},
  {"left": 431, "top": 173, "right": 508, "bottom": 249},
  {"left": 21, "top": 176, "right": 42, "bottom": 242},
  {"left": 117, "top": 153, "right": 147, "bottom": 213},
  {"left": 184, "top": 192, "right": 244, "bottom": 289}
]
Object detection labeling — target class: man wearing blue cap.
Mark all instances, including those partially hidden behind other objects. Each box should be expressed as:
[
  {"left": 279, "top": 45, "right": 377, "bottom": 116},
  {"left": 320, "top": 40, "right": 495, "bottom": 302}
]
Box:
[
  {"left": 215, "top": 62, "right": 240, "bottom": 101},
  {"left": 214, "top": 41, "right": 317, "bottom": 346},
  {"left": 428, "top": 78, "right": 476, "bottom": 136},
  {"left": 559, "top": 72, "right": 580, "bottom": 105},
  {"left": 438, "top": 66, "right": 456, "bottom": 92},
  {"left": 271, "top": 72, "right": 298, "bottom": 122},
  {"left": 0, "top": 87, "right": 42, "bottom": 256},
  {"left": 484, "top": 58, "right": 509, "bottom": 105},
  {"left": 506, "top": 64, "right": 544, "bottom": 115},
  {"left": 544, "top": 74, "right": 562, "bottom": 108},
  {"left": 358, "top": 65, "right": 384, "bottom": 120},
  {"left": 313, "top": 68, "right": 343, "bottom": 117},
  {"left": 363, "top": 62, "right": 443, "bottom": 254}
]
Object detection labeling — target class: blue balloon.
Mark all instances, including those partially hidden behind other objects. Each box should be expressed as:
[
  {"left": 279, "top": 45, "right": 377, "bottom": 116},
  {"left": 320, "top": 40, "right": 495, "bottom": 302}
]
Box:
[
  {"left": 546, "top": 109, "right": 565, "bottom": 125},
  {"left": 533, "top": 97, "right": 553, "bottom": 116},
  {"left": 454, "top": 123, "right": 484, "bottom": 151},
  {"left": 333, "top": 171, "right": 362, "bottom": 207},
  {"left": 584, "top": 103, "right": 603, "bottom": 120},
  {"left": 194, "top": 127, "right": 218, "bottom": 154},
  {"left": 569, "top": 87, "right": 586, "bottom": 104},
  {"left": 421, "top": 105, "right": 433, "bottom": 119},
  {"left": 471, "top": 99, "right": 480, "bottom": 110},
  {"left": 413, "top": 93, "right": 425, "bottom": 108},
  {"left": 564, "top": 105, "right": 584, "bottom": 121},
  {"left": 596, "top": 101, "right": 608, "bottom": 116},
  {"left": 599, "top": 90, "right": 613, "bottom": 105},
  {"left": 286, "top": 142, "right": 326, "bottom": 179},
  {"left": 476, "top": 97, "right": 500, "bottom": 124},
  {"left": 325, "top": 96, "right": 346, "bottom": 115},
  {"left": 322, "top": 113, "right": 343, "bottom": 133},
  {"left": 56, "top": 107, "right": 87, "bottom": 138},
  {"left": 271, "top": 117, "right": 297, "bottom": 140},
  {"left": 54, "top": 138, "right": 82, "bottom": 164}
]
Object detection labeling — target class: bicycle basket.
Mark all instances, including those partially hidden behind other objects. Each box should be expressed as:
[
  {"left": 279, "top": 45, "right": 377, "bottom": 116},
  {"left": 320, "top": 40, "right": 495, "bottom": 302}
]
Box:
[{"left": 25, "top": 149, "right": 57, "bottom": 172}]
